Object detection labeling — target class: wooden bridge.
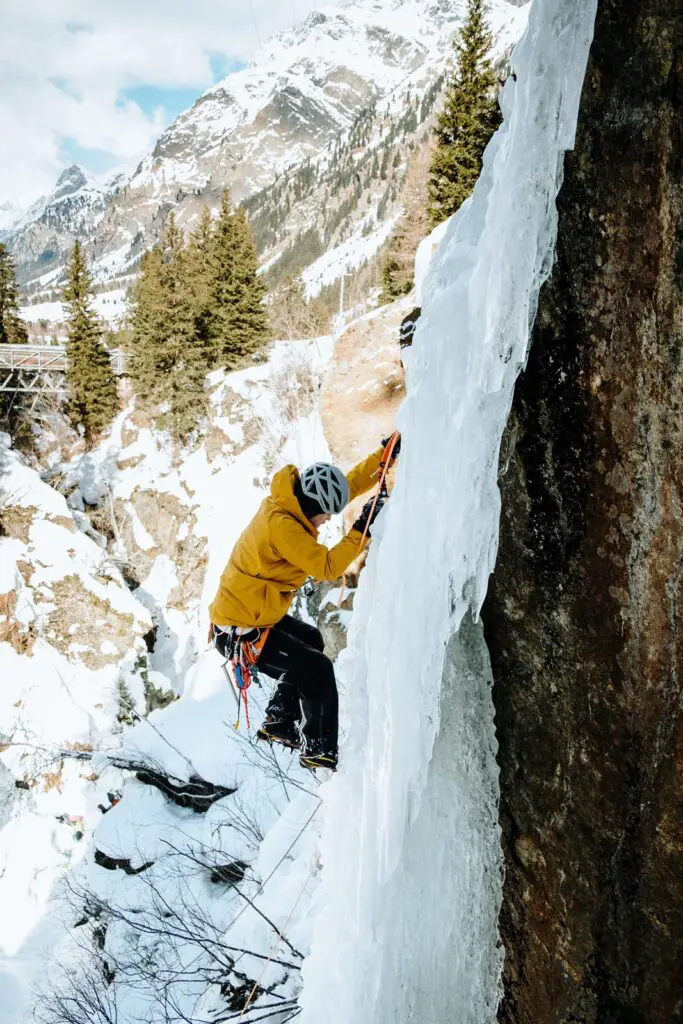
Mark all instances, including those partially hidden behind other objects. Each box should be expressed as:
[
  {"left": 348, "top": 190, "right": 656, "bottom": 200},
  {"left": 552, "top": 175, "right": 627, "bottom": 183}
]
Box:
[{"left": 0, "top": 344, "right": 125, "bottom": 399}]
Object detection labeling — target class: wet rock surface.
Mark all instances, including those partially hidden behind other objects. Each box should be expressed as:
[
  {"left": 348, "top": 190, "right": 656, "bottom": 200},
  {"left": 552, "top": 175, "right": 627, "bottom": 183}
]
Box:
[{"left": 484, "top": 3, "right": 683, "bottom": 1021}]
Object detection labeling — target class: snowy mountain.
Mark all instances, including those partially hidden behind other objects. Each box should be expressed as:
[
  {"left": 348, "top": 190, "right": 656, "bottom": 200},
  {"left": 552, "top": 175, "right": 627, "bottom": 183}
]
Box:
[
  {"left": 9, "top": 0, "right": 528, "bottom": 292},
  {"left": 7, "top": 165, "right": 126, "bottom": 290}
]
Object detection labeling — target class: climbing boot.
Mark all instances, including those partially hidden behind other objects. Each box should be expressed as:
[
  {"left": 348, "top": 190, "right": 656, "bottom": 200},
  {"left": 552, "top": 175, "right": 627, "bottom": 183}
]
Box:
[
  {"left": 299, "top": 752, "right": 337, "bottom": 772},
  {"left": 257, "top": 716, "right": 301, "bottom": 750}
]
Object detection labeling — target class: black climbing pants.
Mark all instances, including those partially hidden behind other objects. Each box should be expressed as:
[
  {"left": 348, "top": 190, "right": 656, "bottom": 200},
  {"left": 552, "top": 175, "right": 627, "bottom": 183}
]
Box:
[{"left": 259, "top": 615, "right": 338, "bottom": 758}]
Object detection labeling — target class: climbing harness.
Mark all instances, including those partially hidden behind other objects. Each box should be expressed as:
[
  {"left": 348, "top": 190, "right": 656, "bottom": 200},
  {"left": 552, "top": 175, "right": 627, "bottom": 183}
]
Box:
[
  {"left": 338, "top": 430, "right": 400, "bottom": 608},
  {"left": 213, "top": 625, "right": 270, "bottom": 731}
]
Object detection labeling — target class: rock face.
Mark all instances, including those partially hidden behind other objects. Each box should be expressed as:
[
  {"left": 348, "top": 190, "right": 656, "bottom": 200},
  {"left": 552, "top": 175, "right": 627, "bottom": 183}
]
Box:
[{"left": 484, "top": 2, "right": 683, "bottom": 1022}]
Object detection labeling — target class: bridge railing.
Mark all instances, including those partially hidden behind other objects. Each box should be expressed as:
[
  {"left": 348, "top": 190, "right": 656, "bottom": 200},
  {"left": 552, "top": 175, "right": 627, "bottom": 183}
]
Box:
[{"left": 0, "top": 344, "right": 126, "bottom": 375}]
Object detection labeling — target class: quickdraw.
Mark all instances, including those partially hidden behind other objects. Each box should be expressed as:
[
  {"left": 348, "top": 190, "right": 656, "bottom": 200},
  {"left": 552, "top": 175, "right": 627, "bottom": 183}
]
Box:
[{"left": 218, "top": 627, "right": 270, "bottom": 731}]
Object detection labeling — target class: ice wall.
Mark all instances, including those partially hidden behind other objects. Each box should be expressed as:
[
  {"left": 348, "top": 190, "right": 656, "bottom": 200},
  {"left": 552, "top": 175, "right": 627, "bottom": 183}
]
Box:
[{"left": 299, "top": 0, "right": 598, "bottom": 1021}]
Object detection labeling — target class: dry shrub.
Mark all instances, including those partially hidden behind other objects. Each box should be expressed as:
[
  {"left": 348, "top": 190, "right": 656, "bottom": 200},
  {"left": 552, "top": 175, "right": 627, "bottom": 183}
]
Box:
[{"left": 0, "top": 591, "right": 37, "bottom": 655}]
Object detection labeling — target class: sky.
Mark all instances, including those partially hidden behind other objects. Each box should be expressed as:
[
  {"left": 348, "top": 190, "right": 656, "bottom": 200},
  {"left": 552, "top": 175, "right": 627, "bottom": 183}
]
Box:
[{"left": 0, "top": 0, "right": 330, "bottom": 212}]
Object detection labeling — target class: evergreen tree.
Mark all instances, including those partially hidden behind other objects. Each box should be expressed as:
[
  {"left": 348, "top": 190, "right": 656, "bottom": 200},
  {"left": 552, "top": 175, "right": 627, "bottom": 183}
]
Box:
[
  {"left": 0, "top": 244, "right": 28, "bottom": 345},
  {"left": 63, "top": 241, "right": 119, "bottom": 443},
  {"left": 208, "top": 191, "right": 270, "bottom": 367},
  {"left": 231, "top": 206, "right": 269, "bottom": 353},
  {"left": 128, "top": 246, "right": 166, "bottom": 402},
  {"left": 186, "top": 206, "right": 216, "bottom": 364},
  {"left": 427, "top": 0, "right": 500, "bottom": 227},
  {"left": 129, "top": 215, "right": 207, "bottom": 441},
  {"left": 157, "top": 215, "right": 207, "bottom": 440},
  {"left": 381, "top": 251, "right": 411, "bottom": 303},
  {"left": 207, "top": 190, "right": 239, "bottom": 361}
]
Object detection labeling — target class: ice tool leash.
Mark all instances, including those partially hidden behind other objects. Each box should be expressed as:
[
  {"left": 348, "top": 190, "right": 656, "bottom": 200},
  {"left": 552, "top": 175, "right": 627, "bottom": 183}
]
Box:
[{"left": 338, "top": 430, "right": 400, "bottom": 608}]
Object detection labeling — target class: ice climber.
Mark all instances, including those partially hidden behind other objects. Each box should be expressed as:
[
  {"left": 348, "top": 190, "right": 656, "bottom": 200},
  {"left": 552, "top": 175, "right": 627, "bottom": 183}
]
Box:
[{"left": 209, "top": 438, "right": 399, "bottom": 771}]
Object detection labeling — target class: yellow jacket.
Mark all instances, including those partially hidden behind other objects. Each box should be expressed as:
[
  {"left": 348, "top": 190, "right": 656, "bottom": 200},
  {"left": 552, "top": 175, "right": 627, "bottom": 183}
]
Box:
[{"left": 209, "top": 448, "right": 384, "bottom": 628}]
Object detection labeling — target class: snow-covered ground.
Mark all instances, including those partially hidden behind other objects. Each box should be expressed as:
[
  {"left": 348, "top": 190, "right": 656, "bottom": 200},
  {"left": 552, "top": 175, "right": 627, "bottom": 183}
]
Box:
[
  {"left": 302, "top": 216, "right": 399, "bottom": 299},
  {"left": 0, "top": 335, "right": 341, "bottom": 1023},
  {"left": 20, "top": 289, "right": 128, "bottom": 329},
  {"left": 0, "top": 435, "right": 152, "bottom": 1022}
]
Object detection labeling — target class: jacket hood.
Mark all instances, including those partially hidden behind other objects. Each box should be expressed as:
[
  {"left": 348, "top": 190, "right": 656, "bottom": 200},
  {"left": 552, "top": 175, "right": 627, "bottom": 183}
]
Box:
[{"left": 270, "top": 465, "right": 316, "bottom": 534}]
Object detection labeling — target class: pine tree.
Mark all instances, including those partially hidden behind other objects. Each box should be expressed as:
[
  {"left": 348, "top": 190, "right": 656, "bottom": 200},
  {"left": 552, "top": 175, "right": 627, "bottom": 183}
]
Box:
[
  {"left": 129, "top": 215, "right": 207, "bottom": 442},
  {"left": 63, "top": 241, "right": 119, "bottom": 443},
  {"left": 427, "top": 0, "right": 500, "bottom": 227},
  {"left": 231, "top": 207, "right": 269, "bottom": 355},
  {"left": 157, "top": 215, "right": 207, "bottom": 440},
  {"left": 128, "top": 246, "right": 166, "bottom": 402},
  {"left": 186, "top": 206, "right": 216, "bottom": 365},
  {"left": 207, "top": 190, "right": 239, "bottom": 362},
  {"left": 380, "top": 251, "right": 410, "bottom": 303},
  {"left": 208, "top": 192, "right": 270, "bottom": 368},
  {"left": 0, "top": 244, "right": 28, "bottom": 345}
]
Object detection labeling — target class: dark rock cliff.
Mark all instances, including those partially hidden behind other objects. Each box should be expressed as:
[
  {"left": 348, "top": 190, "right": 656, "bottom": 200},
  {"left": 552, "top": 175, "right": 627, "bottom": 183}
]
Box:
[{"left": 484, "top": 0, "right": 683, "bottom": 1021}]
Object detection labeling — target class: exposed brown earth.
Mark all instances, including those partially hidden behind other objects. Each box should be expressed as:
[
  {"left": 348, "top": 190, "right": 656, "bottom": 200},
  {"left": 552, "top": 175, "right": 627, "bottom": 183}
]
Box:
[{"left": 322, "top": 297, "right": 408, "bottom": 533}]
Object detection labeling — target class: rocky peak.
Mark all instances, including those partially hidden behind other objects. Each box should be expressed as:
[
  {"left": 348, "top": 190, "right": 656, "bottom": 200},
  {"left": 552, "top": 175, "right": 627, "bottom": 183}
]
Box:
[{"left": 53, "top": 164, "right": 89, "bottom": 201}]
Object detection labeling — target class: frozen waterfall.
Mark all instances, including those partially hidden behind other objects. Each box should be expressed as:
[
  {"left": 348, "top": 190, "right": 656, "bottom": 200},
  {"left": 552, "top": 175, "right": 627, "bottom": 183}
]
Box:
[{"left": 299, "top": 0, "right": 598, "bottom": 1021}]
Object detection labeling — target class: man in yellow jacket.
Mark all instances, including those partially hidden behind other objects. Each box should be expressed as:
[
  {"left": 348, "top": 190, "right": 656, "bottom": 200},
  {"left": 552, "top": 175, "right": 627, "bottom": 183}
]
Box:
[{"left": 209, "top": 440, "right": 398, "bottom": 771}]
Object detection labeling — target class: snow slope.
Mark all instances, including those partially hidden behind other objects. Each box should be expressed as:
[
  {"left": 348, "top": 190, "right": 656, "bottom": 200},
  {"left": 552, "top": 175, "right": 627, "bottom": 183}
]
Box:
[
  {"left": 25, "top": 337, "right": 345, "bottom": 1023},
  {"left": 299, "top": 0, "right": 598, "bottom": 1021},
  {"left": 0, "top": 435, "right": 152, "bottom": 1023},
  {"left": 19, "top": 289, "right": 128, "bottom": 328}
]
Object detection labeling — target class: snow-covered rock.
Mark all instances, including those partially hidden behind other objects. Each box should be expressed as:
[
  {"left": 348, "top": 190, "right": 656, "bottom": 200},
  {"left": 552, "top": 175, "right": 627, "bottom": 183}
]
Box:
[
  {"left": 0, "top": 336, "right": 340, "bottom": 1024},
  {"left": 0, "top": 433, "right": 153, "bottom": 1021}
]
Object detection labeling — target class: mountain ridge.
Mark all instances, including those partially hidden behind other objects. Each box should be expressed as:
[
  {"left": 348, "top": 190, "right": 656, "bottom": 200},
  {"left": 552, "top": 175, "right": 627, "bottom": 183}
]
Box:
[{"left": 9, "top": 0, "right": 528, "bottom": 295}]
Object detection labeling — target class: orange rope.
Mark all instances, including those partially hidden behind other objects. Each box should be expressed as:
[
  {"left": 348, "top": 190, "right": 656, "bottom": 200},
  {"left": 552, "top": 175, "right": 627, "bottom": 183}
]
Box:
[
  {"left": 338, "top": 432, "right": 400, "bottom": 608},
  {"left": 232, "top": 629, "right": 270, "bottom": 730}
]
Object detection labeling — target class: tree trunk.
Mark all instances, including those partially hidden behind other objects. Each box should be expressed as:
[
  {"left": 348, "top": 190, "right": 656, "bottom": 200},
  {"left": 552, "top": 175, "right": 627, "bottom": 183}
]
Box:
[{"left": 483, "top": 0, "right": 683, "bottom": 1021}]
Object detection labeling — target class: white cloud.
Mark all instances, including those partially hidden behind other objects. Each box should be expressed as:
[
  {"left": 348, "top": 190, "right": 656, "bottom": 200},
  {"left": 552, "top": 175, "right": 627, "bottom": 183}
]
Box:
[{"left": 1, "top": 0, "right": 329, "bottom": 208}]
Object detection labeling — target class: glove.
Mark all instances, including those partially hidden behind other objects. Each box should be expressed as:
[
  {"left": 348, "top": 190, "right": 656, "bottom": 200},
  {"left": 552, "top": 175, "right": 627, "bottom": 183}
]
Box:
[
  {"left": 352, "top": 487, "right": 387, "bottom": 537},
  {"left": 381, "top": 432, "right": 401, "bottom": 462}
]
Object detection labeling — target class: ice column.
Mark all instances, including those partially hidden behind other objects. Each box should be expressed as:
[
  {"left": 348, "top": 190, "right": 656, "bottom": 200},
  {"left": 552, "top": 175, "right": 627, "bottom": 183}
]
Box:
[{"left": 300, "top": 0, "right": 598, "bottom": 1021}]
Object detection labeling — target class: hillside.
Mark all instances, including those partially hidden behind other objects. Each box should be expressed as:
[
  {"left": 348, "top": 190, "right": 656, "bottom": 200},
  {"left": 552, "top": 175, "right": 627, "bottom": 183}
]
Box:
[{"left": 9, "top": 0, "right": 528, "bottom": 300}]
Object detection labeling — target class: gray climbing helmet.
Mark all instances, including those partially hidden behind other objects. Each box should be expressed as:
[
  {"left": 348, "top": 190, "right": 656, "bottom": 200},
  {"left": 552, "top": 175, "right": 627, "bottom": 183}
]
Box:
[{"left": 300, "top": 462, "right": 349, "bottom": 515}]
